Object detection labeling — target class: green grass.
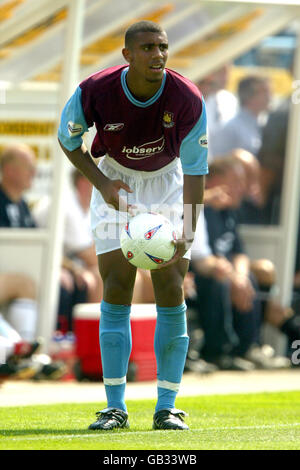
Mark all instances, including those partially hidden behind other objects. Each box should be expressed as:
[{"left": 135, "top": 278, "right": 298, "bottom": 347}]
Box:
[{"left": 1, "top": 391, "right": 300, "bottom": 450}]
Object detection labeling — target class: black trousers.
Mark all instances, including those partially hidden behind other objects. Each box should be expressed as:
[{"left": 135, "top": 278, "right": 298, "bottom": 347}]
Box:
[{"left": 188, "top": 273, "right": 262, "bottom": 360}]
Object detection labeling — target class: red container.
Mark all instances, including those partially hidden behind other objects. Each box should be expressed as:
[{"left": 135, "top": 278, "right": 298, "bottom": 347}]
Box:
[{"left": 73, "top": 303, "right": 157, "bottom": 382}]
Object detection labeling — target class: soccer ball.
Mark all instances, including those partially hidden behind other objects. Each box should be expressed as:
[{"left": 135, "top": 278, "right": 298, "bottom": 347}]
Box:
[{"left": 120, "top": 212, "right": 177, "bottom": 270}]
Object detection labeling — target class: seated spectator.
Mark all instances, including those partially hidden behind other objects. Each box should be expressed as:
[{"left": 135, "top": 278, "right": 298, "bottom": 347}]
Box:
[
  {"left": 231, "top": 148, "right": 264, "bottom": 209},
  {"left": 0, "top": 143, "right": 37, "bottom": 227},
  {"left": 210, "top": 75, "right": 271, "bottom": 158},
  {"left": 255, "top": 97, "right": 300, "bottom": 333},
  {"left": 197, "top": 64, "right": 238, "bottom": 162},
  {"left": 233, "top": 99, "right": 300, "bottom": 346},
  {"left": 0, "top": 144, "right": 67, "bottom": 378},
  {"left": 187, "top": 157, "right": 290, "bottom": 370}
]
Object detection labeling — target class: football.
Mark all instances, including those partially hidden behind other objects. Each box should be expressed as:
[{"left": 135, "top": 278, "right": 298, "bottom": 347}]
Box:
[{"left": 120, "top": 212, "right": 177, "bottom": 270}]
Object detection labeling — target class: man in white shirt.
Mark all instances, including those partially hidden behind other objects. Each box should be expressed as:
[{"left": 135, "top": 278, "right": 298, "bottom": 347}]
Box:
[
  {"left": 210, "top": 76, "right": 271, "bottom": 159},
  {"left": 197, "top": 65, "right": 238, "bottom": 162}
]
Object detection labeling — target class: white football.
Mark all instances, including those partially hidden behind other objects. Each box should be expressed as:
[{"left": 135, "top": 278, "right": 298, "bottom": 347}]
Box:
[{"left": 120, "top": 212, "right": 177, "bottom": 270}]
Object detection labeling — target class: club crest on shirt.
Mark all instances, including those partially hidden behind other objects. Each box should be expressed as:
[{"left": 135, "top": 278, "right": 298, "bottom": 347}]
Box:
[
  {"left": 104, "top": 123, "right": 124, "bottom": 132},
  {"left": 162, "top": 111, "right": 174, "bottom": 128}
]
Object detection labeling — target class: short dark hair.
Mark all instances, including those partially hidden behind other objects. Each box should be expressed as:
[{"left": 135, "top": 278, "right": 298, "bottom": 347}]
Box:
[
  {"left": 124, "top": 21, "right": 165, "bottom": 49},
  {"left": 238, "top": 76, "right": 268, "bottom": 106}
]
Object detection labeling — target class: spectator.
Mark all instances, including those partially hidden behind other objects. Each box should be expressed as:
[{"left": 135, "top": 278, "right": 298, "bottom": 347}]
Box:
[
  {"left": 210, "top": 75, "right": 271, "bottom": 158},
  {"left": 0, "top": 143, "right": 37, "bottom": 227},
  {"left": 188, "top": 157, "right": 290, "bottom": 370},
  {"left": 0, "top": 144, "right": 66, "bottom": 378},
  {"left": 231, "top": 148, "right": 264, "bottom": 209},
  {"left": 236, "top": 95, "right": 300, "bottom": 311},
  {"left": 0, "top": 145, "right": 40, "bottom": 341},
  {"left": 198, "top": 64, "right": 238, "bottom": 135},
  {"left": 197, "top": 64, "right": 238, "bottom": 162}
]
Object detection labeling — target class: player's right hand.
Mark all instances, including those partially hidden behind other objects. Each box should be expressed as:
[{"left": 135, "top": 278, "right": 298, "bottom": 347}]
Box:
[{"left": 101, "top": 178, "right": 133, "bottom": 212}]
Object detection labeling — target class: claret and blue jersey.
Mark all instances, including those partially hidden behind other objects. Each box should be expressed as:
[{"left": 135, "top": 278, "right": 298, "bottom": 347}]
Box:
[{"left": 58, "top": 65, "right": 208, "bottom": 176}]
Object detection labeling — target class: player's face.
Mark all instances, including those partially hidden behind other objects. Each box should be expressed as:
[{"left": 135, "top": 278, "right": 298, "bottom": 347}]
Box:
[{"left": 124, "top": 31, "right": 169, "bottom": 83}]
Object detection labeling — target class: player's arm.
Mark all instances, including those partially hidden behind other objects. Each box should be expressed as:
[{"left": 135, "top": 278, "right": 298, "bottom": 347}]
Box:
[{"left": 58, "top": 87, "right": 132, "bottom": 211}]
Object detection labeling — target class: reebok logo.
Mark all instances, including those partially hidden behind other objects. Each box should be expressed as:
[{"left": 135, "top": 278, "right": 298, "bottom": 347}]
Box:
[
  {"left": 104, "top": 123, "right": 124, "bottom": 131},
  {"left": 122, "top": 136, "right": 165, "bottom": 159}
]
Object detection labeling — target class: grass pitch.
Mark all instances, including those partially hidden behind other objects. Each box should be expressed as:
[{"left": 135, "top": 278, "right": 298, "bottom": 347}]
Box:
[{"left": 1, "top": 391, "right": 300, "bottom": 450}]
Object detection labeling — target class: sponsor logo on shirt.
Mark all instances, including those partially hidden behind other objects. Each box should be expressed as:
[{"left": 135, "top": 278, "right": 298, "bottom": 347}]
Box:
[
  {"left": 104, "top": 123, "right": 124, "bottom": 132},
  {"left": 67, "top": 121, "right": 84, "bottom": 137},
  {"left": 121, "top": 136, "right": 165, "bottom": 159},
  {"left": 199, "top": 134, "right": 208, "bottom": 148},
  {"left": 162, "top": 111, "right": 174, "bottom": 128}
]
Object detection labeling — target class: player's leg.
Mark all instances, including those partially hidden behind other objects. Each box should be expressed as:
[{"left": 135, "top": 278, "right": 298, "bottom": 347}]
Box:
[
  {"left": 89, "top": 249, "right": 136, "bottom": 430},
  {"left": 150, "top": 258, "right": 190, "bottom": 430}
]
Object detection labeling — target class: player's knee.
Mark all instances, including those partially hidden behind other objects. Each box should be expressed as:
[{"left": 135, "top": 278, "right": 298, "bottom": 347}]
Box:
[
  {"left": 103, "top": 276, "right": 135, "bottom": 303},
  {"left": 157, "top": 280, "right": 185, "bottom": 305}
]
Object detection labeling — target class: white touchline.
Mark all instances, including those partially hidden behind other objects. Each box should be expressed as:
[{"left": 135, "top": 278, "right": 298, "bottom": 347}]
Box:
[{"left": 7, "top": 422, "right": 300, "bottom": 441}]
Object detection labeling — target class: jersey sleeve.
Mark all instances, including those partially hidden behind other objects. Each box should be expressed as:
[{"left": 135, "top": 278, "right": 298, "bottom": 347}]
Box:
[
  {"left": 58, "top": 86, "right": 89, "bottom": 151},
  {"left": 179, "top": 98, "right": 209, "bottom": 176}
]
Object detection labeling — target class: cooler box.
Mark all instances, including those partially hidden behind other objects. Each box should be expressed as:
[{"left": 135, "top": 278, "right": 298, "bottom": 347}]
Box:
[{"left": 73, "top": 303, "right": 157, "bottom": 382}]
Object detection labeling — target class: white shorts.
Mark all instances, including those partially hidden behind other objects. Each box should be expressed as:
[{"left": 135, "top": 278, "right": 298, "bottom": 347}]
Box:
[{"left": 90, "top": 155, "right": 189, "bottom": 257}]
